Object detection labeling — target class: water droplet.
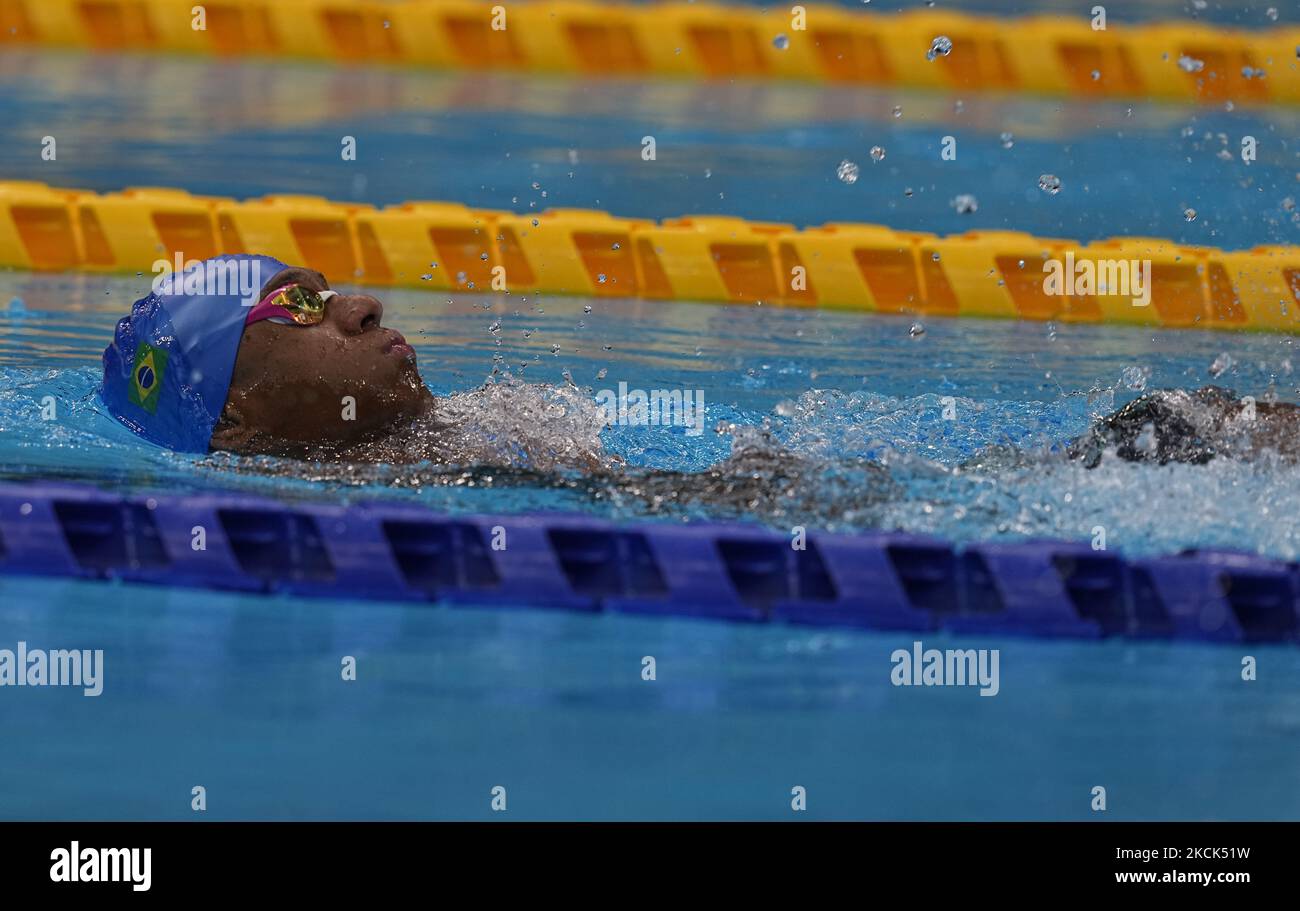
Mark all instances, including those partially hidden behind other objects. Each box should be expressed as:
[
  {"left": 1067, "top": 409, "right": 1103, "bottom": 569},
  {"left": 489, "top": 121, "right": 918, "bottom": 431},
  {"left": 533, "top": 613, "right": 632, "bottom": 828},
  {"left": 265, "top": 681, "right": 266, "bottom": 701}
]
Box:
[
  {"left": 1178, "top": 55, "right": 1205, "bottom": 73},
  {"left": 1090, "top": 69, "right": 1101, "bottom": 81},
  {"left": 1209, "top": 353, "right": 1235, "bottom": 377},
  {"left": 611, "top": 242, "right": 621, "bottom": 250},
  {"left": 909, "top": 322, "right": 926, "bottom": 338},
  {"left": 926, "top": 35, "right": 953, "bottom": 61},
  {"left": 951, "top": 193, "right": 978, "bottom": 214},
  {"left": 1184, "top": 207, "right": 1198, "bottom": 221},
  {"left": 1121, "top": 365, "right": 1150, "bottom": 391},
  {"left": 869, "top": 145, "right": 886, "bottom": 163},
  {"left": 999, "top": 131, "right": 1014, "bottom": 149},
  {"left": 1267, "top": 7, "right": 1278, "bottom": 21},
  {"left": 836, "top": 159, "right": 859, "bottom": 184},
  {"left": 773, "top": 33, "right": 789, "bottom": 50},
  {"left": 597, "top": 273, "right": 607, "bottom": 284},
  {"left": 892, "top": 105, "right": 903, "bottom": 118},
  {"left": 1038, "top": 174, "right": 1062, "bottom": 195},
  {"left": 903, "top": 187, "right": 914, "bottom": 197}
]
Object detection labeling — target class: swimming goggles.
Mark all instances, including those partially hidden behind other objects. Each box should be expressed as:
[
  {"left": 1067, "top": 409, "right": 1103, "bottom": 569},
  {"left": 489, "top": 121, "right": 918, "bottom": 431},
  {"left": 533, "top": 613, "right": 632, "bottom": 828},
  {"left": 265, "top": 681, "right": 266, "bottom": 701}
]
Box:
[{"left": 245, "top": 284, "right": 339, "bottom": 327}]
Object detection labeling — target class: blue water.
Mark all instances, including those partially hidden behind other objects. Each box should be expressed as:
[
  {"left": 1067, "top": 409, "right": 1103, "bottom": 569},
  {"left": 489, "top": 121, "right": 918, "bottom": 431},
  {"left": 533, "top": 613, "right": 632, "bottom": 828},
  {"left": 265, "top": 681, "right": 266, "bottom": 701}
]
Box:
[
  {"left": 5, "top": 269, "right": 1300, "bottom": 557},
  {"left": 1, "top": 49, "right": 1298, "bottom": 250},
  {"left": 3, "top": 574, "right": 1299, "bottom": 821},
  {"left": 4, "top": 37, "right": 1300, "bottom": 820}
]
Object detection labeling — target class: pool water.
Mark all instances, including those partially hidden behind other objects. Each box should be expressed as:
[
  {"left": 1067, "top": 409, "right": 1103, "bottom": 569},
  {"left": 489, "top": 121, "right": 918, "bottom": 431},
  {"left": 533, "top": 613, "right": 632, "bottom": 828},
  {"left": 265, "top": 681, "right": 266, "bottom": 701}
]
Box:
[
  {"left": 4, "top": 270, "right": 1300, "bottom": 557},
  {"left": 3, "top": 573, "right": 1298, "bottom": 821},
  {"left": 3, "top": 39, "right": 1300, "bottom": 820}
]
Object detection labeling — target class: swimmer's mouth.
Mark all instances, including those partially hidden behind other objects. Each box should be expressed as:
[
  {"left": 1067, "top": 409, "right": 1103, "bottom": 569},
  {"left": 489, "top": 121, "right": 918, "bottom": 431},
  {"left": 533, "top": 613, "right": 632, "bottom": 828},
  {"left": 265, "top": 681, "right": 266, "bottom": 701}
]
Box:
[{"left": 383, "top": 330, "right": 416, "bottom": 362}]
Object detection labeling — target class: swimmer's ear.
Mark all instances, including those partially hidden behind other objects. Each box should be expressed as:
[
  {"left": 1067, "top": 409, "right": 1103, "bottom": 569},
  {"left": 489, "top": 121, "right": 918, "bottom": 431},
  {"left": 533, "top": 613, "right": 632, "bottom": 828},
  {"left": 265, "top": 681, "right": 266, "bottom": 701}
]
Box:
[{"left": 209, "top": 403, "right": 255, "bottom": 453}]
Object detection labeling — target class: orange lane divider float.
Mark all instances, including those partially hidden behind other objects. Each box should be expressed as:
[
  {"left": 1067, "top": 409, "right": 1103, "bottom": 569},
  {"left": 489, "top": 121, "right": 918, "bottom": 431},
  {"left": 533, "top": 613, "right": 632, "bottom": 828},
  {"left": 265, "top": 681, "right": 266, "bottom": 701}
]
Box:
[
  {"left": 2, "top": 180, "right": 1300, "bottom": 333},
  {"left": 0, "top": 0, "right": 1298, "bottom": 105}
]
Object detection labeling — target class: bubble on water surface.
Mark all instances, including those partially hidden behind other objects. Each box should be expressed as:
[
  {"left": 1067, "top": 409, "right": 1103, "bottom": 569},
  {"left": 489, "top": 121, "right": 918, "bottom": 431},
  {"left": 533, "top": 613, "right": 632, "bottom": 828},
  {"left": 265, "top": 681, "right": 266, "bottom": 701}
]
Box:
[
  {"left": 926, "top": 36, "right": 953, "bottom": 60},
  {"left": 870, "top": 145, "right": 886, "bottom": 163},
  {"left": 1038, "top": 174, "right": 1062, "bottom": 194},
  {"left": 951, "top": 194, "right": 978, "bottom": 214},
  {"left": 836, "top": 160, "right": 859, "bottom": 184}
]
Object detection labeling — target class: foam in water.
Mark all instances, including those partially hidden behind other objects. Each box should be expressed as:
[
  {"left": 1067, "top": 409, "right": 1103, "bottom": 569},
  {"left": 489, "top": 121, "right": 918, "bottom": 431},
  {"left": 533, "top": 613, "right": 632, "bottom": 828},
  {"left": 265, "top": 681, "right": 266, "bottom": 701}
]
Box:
[{"left": 5, "top": 363, "right": 1300, "bottom": 559}]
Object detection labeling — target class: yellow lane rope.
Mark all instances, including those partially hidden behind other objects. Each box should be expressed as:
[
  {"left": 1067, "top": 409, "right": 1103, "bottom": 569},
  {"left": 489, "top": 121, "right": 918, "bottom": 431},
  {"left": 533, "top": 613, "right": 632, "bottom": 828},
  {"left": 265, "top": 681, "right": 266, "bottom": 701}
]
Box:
[
  {"left": 2, "top": 0, "right": 1299, "bottom": 105},
  {"left": 2, "top": 180, "right": 1299, "bottom": 333}
]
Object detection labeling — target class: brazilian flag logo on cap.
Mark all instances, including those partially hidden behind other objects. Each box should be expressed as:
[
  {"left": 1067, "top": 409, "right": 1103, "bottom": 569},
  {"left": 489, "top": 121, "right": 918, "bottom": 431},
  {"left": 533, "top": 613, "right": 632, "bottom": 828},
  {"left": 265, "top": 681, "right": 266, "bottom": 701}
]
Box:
[{"left": 128, "top": 341, "right": 168, "bottom": 414}]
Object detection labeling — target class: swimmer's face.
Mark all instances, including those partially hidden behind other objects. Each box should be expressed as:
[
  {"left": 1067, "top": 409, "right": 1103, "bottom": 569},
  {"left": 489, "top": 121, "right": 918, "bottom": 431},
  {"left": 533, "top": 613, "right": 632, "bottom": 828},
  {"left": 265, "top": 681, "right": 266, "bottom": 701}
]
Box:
[{"left": 210, "top": 267, "right": 430, "bottom": 455}]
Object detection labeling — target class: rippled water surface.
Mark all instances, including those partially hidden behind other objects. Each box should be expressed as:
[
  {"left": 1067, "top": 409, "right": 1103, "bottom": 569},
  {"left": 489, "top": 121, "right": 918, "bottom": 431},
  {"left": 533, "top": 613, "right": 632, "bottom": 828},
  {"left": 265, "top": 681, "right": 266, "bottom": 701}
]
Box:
[{"left": 4, "top": 268, "right": 1300, "bottom": 557}]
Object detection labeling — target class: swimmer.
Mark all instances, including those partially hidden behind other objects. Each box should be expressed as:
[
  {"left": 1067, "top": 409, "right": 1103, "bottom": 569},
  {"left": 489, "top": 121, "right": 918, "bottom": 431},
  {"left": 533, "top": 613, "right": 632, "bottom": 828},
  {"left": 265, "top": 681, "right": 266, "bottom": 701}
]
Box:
[
  {"left": 102, "top": 255, "right": 1290, "bottom": 502},
  {"left": 100, "top": 254, "right": 897, "bottom": 523},
  {"left": 1064, "top": 385, "right": 1300, "bottom": 466},
  {"left": 103, "top": 255, "right": 604, "bottom": 470}
]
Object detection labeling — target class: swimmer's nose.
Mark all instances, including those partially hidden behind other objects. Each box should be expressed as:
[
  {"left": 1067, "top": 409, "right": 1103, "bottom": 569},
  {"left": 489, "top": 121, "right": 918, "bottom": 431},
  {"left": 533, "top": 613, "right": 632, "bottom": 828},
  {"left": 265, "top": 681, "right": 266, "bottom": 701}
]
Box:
[{"left": 330, "top": 293, "right": 384, "bottom": 335}]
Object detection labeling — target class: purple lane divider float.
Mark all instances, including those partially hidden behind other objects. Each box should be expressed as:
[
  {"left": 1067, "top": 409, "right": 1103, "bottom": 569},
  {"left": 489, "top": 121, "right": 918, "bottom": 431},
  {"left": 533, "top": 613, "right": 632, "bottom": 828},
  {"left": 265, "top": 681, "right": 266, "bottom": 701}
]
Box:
[{"left": 0, "top": 482, "right": 1295, "bottom": 645}]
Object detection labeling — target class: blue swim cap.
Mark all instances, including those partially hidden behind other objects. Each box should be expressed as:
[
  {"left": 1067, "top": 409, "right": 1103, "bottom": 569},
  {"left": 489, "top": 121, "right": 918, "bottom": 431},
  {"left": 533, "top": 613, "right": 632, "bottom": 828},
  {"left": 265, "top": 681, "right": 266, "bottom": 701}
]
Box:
[{"left": 101, "top": 254, "right": 289, "bottom": 452}]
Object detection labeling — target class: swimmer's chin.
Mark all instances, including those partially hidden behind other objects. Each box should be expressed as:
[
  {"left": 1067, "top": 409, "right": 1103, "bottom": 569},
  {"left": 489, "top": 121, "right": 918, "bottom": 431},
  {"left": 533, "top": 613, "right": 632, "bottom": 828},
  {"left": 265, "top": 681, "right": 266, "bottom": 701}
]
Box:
[{"left": 210, "top": 390, "right": 435, "bottom": 461}]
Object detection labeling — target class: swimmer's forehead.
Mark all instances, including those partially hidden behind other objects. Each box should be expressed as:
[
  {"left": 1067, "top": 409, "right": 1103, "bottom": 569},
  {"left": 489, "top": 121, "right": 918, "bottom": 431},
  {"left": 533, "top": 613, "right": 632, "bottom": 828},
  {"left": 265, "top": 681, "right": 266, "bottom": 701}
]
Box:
[{"left": 259, "top": 267, "right": 328, "bottom": 299}]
